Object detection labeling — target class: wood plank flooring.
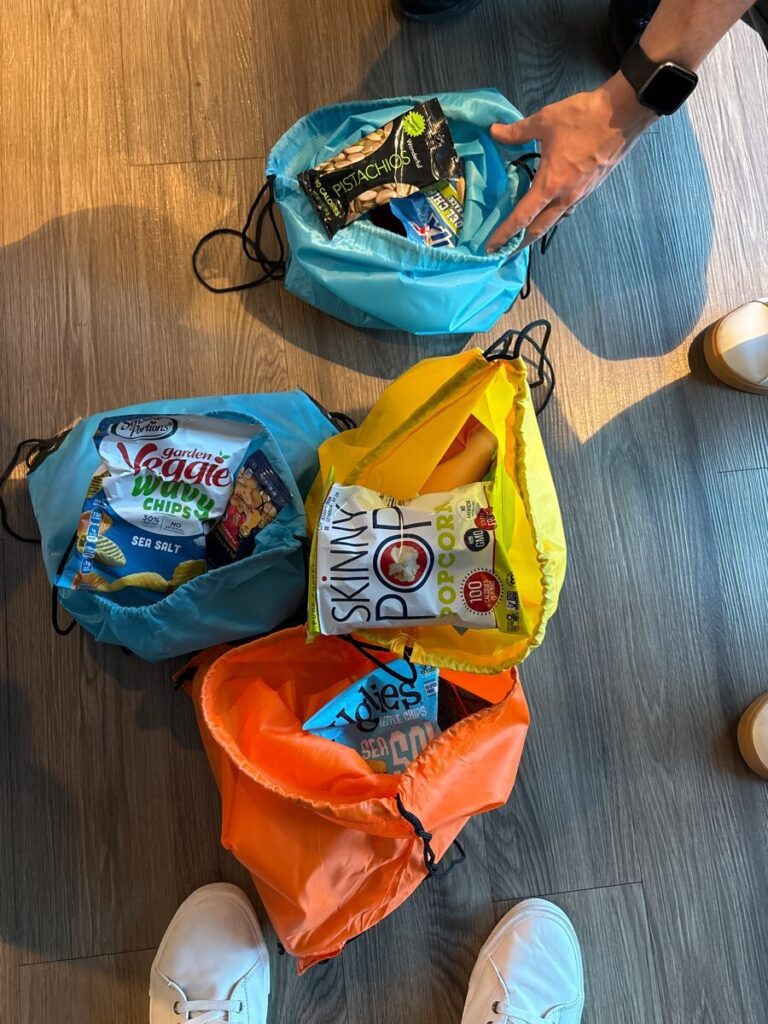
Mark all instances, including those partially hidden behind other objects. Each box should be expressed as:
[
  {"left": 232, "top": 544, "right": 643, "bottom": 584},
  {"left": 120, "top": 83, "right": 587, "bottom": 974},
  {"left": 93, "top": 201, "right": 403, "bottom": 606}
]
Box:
[{"left": 1, "top": 0, "right": 767, "bottom": 1021}]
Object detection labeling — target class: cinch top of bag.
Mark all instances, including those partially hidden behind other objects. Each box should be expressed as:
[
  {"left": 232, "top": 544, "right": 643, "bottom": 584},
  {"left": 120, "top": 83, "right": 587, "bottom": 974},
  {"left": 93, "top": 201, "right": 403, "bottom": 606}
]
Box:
[
  {"left": 193, "top": 90, "right": 556, "bottom": 336},
  {"left": 0, "top": 391, "right": 339, "bottom": 662},
  {"left": 305, "top": 322, "right": 565, "bottom": 674}
]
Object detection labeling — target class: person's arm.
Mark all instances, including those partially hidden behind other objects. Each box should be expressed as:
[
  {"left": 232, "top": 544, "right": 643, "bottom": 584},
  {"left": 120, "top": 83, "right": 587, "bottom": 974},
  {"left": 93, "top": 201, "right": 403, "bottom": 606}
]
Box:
[{"left": 486, "top": 0, "right": 756, "bottom": 253}]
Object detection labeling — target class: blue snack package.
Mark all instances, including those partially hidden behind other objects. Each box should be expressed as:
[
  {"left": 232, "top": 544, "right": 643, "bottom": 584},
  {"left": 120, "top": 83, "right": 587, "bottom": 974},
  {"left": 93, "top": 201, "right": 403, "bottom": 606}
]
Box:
[
  {"left": 303, "top": 661, "right": 441, "bottom": 773},
  {"left": 389, "top": 176, "right": 465, "bottom": 248}
]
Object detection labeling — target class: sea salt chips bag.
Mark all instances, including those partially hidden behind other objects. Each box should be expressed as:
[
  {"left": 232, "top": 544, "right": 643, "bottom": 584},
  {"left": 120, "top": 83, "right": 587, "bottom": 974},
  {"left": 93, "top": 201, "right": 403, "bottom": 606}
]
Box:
[{"left": 57, "top": 413, "right": 259, "bottom": 599}]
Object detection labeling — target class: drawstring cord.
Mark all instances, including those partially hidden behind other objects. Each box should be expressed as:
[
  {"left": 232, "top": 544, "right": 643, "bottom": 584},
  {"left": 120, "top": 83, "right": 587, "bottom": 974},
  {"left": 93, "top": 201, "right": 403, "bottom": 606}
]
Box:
[
  {"left": 192, "top": 177, "right": 286, "bottom": 294},
  {"left": 509, "top": 152, "right": 558, "bottom": 301},
  {"left": 1, "top": 434, "right": 77, "bottom": 635},
  {"left": 51, "top": 531, "right": 78, "bottom": 636},
  {"left": 0, "top": 436, "right": 63, "bottom": 542},
  {"left": 340, "top": 635, "right": 419, "bottom": 684},
  {"left": 396, "top": 793, "right": 466, "bottom": 878},
  {"left": 328, "top": 411, "right": 356, "bottom": 432},
  {"left": 340, "top": 639, "right": 467, "bottom": 878},
  {"left": 484, "top": 319, "right": 555, "bottom": 414}
]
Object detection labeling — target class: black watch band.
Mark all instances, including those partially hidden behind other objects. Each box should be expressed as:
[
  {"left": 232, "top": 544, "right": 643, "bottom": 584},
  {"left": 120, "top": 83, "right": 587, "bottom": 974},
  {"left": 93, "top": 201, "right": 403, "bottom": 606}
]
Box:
[{"left": 620, "top": 41, "right": 699, "bottom": 116}]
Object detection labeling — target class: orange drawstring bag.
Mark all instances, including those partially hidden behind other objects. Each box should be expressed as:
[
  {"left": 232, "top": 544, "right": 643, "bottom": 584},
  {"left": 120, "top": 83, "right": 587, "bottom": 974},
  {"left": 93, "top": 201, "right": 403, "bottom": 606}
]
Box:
[{"left": 182, "top": 625, "right": 529, "bottom": 972}]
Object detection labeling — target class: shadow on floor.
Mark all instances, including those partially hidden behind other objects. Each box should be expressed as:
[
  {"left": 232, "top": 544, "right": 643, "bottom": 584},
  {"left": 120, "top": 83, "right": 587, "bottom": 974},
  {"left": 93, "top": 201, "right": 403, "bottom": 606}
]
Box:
[{"left": 228, "top": 0, "right": 713, "bottom": 371}]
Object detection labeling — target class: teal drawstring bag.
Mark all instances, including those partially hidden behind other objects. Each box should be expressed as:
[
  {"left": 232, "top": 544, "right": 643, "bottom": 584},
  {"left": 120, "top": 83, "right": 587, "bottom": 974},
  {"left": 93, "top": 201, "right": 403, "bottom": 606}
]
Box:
[
  {"left": 0, "top": 392, "right": 338, "bottom": 661},
  {"left": 193, "top": 90, "right": 537, "bottom": 336}
]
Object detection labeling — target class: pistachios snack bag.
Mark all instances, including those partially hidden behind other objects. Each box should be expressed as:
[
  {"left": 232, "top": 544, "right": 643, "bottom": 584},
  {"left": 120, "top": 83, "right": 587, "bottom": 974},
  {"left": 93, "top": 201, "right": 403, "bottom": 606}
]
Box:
[
  {"left": 303, "top": 660, "right": 440, "bottom": 774},
  {"left": 299, "top": 99, "right": 461, "bottom": 238},
  {"left": 57, "top": 414, "right": 259, "bottom": 598},
  {"left": 309, "top": 482, "right": 527, "bottom": 637}
]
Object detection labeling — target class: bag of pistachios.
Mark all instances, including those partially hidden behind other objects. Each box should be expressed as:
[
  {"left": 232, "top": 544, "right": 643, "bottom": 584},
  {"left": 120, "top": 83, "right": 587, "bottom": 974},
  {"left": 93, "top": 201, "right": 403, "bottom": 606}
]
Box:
[
  {"left": 299, "top": 99, "right": 461, "bottom": 238},
  {"left": 194, "top": 90, "right": 536, "bottom": 335}
]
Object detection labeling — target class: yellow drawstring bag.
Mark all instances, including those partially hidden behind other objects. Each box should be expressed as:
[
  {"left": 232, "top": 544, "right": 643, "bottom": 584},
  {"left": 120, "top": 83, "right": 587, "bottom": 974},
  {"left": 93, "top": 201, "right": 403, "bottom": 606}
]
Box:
[{"left": 306, "top": 322, "right": 566, "bottom": 674}]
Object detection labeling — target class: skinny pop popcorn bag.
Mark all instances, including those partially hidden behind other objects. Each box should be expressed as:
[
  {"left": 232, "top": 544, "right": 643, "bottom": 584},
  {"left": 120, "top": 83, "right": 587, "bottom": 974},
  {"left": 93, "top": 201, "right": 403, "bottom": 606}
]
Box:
[{"left": 309, "top": 482, "right": 524, "bottom": 637}]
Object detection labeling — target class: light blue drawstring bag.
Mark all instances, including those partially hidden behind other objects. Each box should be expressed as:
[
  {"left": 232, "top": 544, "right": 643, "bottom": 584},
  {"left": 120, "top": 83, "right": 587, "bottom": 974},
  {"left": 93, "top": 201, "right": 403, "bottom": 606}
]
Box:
[
  {"left": 194, "top": 90, "right": 537, "bottom": 335},
  {"left": 1, "top": 392, "right": 338, "bottom": 661}
]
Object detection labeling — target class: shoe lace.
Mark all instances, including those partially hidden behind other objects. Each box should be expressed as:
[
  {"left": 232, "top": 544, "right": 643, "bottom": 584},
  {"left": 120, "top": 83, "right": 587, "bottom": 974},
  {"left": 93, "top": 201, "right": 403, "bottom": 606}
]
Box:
[
  {"left": 488, "top": 1000, "right": 559, "bottom": 1024},
  {"left": 174, "top": 998, "right": 242, "bottom": 1023}
]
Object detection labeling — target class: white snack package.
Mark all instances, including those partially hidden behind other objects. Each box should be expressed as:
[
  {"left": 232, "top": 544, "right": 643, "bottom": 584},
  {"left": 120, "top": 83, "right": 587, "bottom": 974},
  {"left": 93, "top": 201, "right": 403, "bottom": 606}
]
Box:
[
  {"left": 58, "top": 413, "right": 260, "bottom": 596},
  {"left": 311, "top": 481, "right": 511, "bottom": 636}
]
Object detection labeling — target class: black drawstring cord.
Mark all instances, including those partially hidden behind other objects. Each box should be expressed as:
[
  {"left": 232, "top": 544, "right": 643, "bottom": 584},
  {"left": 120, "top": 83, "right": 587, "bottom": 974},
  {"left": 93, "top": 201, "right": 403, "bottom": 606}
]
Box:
[
  {"left": 192, "top": 177, "right": 287, "bottom": 294},
  {"left": 395, "top": 794, "right": 466, "bottom": 878},
  {"left": 51, "top": 531, "right": 78, "bottom": 636},
  {"left": 1, "top": 433, "right": 78, "bottom": 636},
  {"left": 340, "top": 635, "right": 419, "bottom": 685},
  {"left": 509, "top": 153, "right": 558, "bottom": 300},
  {"left": 329, "top": 411, "right": 357, "bottom": 432},
  {"left": 0, "top": 437, "right": 53, "bottom": 543},
  {"left": 484, "top": 319, "right": 555, "bottom": 414}
]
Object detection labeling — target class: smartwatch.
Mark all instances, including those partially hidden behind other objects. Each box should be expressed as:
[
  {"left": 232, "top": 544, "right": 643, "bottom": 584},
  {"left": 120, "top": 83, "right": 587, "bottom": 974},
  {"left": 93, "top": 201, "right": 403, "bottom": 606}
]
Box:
[{"left": 620, "top": 41, "right": 698, "bottom": 116}]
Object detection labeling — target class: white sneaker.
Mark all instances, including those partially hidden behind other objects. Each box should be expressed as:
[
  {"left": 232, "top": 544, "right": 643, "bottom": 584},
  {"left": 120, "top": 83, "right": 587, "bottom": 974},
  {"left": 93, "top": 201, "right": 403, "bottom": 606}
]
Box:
[
  {"left": 150, "top": 883, "right": 269, "bottom": 1024},
  {"left": 703, "top": 298, "right": 768, "bottom": 395},
  {"left": 460, "top": 899, "right": 584, "bottom": 1024}
]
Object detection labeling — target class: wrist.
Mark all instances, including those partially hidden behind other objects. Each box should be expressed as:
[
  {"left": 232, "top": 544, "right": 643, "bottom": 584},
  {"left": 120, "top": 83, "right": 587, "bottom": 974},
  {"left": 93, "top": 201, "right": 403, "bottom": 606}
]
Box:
[{"left": 601, "top": 73, "right": 659, "bottom": 132}]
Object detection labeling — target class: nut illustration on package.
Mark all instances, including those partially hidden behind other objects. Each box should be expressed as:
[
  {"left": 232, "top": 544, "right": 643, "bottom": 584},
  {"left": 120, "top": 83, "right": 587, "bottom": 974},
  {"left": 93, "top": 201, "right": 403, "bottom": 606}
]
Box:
[{"left": 299, "top": 99, "right": 462, "bottom": 237}]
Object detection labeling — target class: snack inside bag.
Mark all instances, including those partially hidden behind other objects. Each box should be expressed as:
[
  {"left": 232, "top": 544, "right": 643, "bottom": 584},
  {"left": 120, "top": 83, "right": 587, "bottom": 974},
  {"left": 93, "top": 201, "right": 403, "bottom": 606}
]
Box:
[
  {"left": 309, "top": 481, "right": 525, "bottom": 637},
  {"left": 206, "top": 449, "right": 293, "bottom": 568},
  {"left": 57, "top": 414, "right": 260, "bottom": 599},
  {"left": 299, "top": 98, "right": 461, "bottom": 238},
  {"left": 389, "top": 176, "right": 465, "bottom": 248},
  {"left": 303, "top": 661, "right": 440, "bottom": 774}
]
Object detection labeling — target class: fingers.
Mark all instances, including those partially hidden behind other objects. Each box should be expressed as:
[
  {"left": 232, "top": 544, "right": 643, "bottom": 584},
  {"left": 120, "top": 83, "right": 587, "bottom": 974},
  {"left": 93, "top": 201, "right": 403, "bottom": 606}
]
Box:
[
  {"left": 490, "top": 117, "right": 539, "bottom": 148},
  {"left": 486, "top": 179, "right": 555, "bottom": 253},
  {"left": 520, "top": 201, "right": 573, "bottom": 248}
]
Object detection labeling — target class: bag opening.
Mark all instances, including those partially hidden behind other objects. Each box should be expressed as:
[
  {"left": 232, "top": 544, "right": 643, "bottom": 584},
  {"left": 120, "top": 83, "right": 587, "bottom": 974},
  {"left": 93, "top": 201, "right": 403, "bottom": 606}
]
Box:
[{"left": 269, "top": 94, "right": 533, "bottom": 263}]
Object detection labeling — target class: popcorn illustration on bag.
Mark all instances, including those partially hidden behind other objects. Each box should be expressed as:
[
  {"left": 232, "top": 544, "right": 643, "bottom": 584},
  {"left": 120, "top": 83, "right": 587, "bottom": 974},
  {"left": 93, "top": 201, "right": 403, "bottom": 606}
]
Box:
[
  {"left": 58, "top": 414, "right": 260, "bottom": 598},
  {"left": 309, "top": 481, "right": 526, "bottom": 636}
]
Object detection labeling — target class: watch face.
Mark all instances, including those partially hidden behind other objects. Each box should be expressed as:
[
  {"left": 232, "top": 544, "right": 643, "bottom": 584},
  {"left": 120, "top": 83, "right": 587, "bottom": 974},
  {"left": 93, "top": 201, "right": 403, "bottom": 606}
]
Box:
[{"left": 640, "top": 63, "right": 699, "bottom": 116}]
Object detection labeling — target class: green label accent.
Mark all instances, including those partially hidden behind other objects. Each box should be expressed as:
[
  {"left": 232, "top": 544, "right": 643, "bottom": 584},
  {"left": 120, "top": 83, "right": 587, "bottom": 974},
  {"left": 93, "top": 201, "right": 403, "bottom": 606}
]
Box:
[{"left": 402, "top": 110, "right": 426, "bottom": 137}]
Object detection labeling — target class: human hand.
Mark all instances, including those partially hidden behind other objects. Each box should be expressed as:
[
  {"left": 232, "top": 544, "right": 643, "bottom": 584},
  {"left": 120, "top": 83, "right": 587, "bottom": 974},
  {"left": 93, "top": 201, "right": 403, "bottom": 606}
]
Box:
[{"left": 487, "top": 73, "right": 658, "bottom": 253}]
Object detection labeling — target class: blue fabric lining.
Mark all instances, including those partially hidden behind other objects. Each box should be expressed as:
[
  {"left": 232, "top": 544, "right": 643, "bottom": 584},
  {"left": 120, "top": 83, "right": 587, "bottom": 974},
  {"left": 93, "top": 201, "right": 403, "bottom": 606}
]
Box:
[{"left": 267, "top": 90, "right": 533, "bottom": 335}]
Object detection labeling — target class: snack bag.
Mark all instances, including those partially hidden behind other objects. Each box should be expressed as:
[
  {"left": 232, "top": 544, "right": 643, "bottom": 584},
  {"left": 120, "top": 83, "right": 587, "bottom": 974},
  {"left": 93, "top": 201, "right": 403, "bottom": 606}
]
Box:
[
  {"left": 421, "top": 416, "right": 497, "bottom": 493},
  {"left": 303, "top": 661, "right": 440, "bottom": 774},
  {"left": 207, "top": 449, "right": 293, "bottom": 568},
  {"left": 389, "top": 176, "right": 465, "bottom": 248},
  {"left": 299, "top": 99, "right": 461, "bottom": 238},
  {"left": 57, "top": 414, "right": 259, "bottom": 598},
  {"left": 309, "top": 482, "right": 527, "bottom": 637}
]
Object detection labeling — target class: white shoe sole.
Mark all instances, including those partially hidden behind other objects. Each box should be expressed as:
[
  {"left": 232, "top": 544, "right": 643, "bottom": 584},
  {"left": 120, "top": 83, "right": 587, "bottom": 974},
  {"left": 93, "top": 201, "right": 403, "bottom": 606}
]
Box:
[
  {"left": 461, "top": 897, "right": 585, "bottom": 1022},
  {"left": 737, "top": 692, "right": 768, "bottom": 779},
  {"left": 702, "top": 299, "right": 768, "bottom": 396},
  {"left": 149, "top": 883, "right": 270, "bottom": 1018}
]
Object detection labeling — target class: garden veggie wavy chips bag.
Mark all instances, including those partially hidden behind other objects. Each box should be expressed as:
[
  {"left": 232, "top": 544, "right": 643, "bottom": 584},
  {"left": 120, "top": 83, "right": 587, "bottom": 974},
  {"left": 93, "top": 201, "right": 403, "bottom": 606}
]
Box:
[{"left": 57, "top": 413, "right": 259, "bottom": 598}]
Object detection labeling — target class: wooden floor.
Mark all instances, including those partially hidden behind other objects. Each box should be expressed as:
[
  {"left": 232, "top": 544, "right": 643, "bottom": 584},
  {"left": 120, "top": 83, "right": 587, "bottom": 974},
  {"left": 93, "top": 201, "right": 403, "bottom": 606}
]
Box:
[{"left": 1, "top": 1, "right": 767, "bottom": 1021}]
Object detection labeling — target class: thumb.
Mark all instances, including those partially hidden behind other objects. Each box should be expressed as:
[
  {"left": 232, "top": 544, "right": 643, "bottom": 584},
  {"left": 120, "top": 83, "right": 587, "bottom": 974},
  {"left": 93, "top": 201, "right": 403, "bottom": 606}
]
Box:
[{"left": 490, "top": 117, "right": 538, "bottom": 146}]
